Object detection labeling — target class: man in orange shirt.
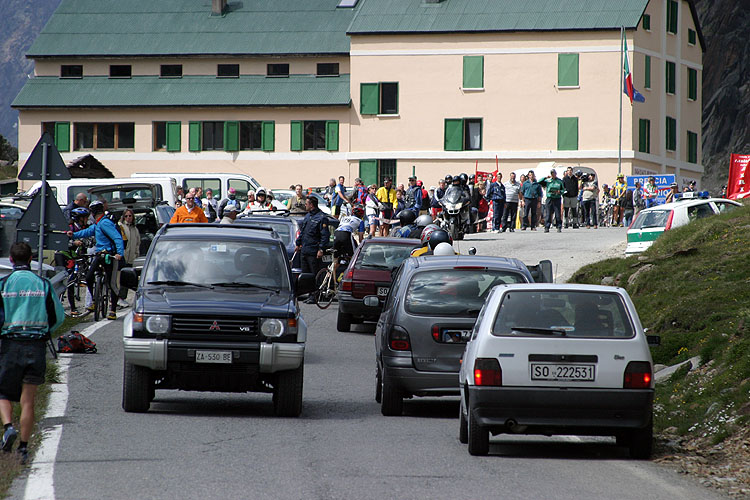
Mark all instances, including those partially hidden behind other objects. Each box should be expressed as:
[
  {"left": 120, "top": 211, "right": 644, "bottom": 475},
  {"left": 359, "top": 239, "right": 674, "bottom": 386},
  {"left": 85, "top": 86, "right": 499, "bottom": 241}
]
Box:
[{"left": 170, "top": 192, "right": 208, "bottom": 223}]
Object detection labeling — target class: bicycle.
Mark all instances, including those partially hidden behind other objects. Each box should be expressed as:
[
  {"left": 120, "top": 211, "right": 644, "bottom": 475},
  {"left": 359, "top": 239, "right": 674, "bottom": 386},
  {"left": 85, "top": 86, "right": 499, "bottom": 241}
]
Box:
[
  {"left": 58, "top": 254, "right": 93, "bottom": 318},
  {"left": 92, "top": 252, "right": 114, "bottom": 321},
  {"left": 315, "top": 250, "right": 337, "bottom": 309}
]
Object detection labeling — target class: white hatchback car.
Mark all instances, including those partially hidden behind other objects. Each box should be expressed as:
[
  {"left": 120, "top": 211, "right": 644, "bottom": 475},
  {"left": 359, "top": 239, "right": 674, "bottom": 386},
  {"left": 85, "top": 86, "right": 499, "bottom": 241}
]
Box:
[{"left": 459, "top": 284, "right": 658, "bottom": 458}]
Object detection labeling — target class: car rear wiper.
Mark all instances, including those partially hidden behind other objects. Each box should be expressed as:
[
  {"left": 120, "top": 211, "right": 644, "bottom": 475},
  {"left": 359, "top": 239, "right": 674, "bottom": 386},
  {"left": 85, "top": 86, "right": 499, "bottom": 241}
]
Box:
[
  {"left": 147, "top": 280, "right": 212, "bottom": 288},
  {"left": 211, "top": 282, "right": 280, "bottom": 293},
  {"left": 362, "top": 264, "right": 391, "bottom": 270},
  {"left": 510, "top": 327, "right": 568, "bottom": 336}
]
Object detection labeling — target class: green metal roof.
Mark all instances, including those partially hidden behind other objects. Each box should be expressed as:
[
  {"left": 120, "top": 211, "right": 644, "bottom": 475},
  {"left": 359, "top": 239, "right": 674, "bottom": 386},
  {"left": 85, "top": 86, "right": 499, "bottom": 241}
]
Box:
[
  {"left": 11, "top": 75, "right": 351, "bottom": 108},
  {"left": 28, "top": 0, "right": 358, "bottom": 58},
  {"left": 348, "top": 0, "right": 650, "bottom": 34}
]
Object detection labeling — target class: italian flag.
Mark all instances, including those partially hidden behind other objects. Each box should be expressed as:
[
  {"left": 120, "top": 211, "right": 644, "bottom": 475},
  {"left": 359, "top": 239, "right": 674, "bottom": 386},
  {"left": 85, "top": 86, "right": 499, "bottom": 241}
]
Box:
[{"left": 623, "top": 36, "right": 645, "bottom": 104}]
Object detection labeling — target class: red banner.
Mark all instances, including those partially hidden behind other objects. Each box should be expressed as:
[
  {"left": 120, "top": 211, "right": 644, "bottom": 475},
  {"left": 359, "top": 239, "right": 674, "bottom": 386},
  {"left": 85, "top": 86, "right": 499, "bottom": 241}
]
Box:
[{"left": 728, "top": 154, "right": 750, "bottom": 199}]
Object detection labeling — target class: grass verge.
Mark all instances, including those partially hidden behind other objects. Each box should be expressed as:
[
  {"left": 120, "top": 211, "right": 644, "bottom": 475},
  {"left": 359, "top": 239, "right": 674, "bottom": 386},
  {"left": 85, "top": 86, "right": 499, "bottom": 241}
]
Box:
[
  {"left": 0, "top": 315, "right": 86, "bottom": 499},
  {"left": 569, "top": 203, "right": 750, "bottom": 443}
]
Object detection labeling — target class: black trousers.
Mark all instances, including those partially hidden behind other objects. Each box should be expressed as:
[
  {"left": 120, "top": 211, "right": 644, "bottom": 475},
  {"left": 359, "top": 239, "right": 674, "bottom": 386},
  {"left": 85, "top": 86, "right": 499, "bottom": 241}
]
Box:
[
  {"left": 502, "top": 202, "right": 518, "bottom": 230},
  {"left": 86, "top": 254, "right": 119, "bottom": 312},
  {"left": 545, "top": 197, "right": 563, "bottom": 229},
  {"left": 522, "top": 198, "right": 538, "bottom": 228},
  {"left": 301, "top": 254, "right": 323, "bottom": 277}
]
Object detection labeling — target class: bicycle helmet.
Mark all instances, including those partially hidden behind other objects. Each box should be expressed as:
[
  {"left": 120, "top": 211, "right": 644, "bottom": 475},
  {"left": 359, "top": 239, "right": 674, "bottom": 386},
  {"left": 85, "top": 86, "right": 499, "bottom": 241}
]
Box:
[
  {"left": 427, "top": 229, "right": 452, "bottom": 250},
  {"left": 433, "top": 242, "right": 455, "bottom": 256},
  {"left": 89, "top": 201, "right": 105, "bottom": 215},
  {"left": 420, "top": 224, "right": 440, "bottom": 245},
  {"left": 397, "top": 209, "right": 417, "bottom": 226},
  {"left": 415, "top": 214, "right": 433, "bottom": 228},
  {"left": 71, "top": 207, "right": 90, "bottom": 218},
  {"left": 352, "top": 205, "right": 365, "bottom": 218}
]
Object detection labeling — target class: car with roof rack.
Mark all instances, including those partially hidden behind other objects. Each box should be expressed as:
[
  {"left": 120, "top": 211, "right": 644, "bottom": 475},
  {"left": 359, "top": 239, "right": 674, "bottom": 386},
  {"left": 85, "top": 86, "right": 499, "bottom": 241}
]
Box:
[{"left": 120, "top": 223, "right": 316, "bottom": 416}]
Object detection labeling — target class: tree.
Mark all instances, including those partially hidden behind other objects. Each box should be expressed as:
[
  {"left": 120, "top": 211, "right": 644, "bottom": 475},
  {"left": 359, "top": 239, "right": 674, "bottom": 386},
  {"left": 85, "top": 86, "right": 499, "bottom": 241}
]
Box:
[{"left": 0, "top": 135, "right": 18, "bottom": 164}]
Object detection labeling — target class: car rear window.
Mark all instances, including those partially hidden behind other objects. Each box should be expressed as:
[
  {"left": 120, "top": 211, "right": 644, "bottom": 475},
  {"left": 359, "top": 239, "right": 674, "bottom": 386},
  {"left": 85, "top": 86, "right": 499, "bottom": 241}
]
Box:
[
  {"left": 491, "top": 290, "right": 634, "bottom": 338},
  {"left": 405, "top": 269, "right": 526, "bottom": 316},
  {"left": 357, "top": 243, "right": 419, "bottom": 271},
  {"left": 236, "top": 220, "right": 292, "bottom": 244},
  {"left": 631, "top": 210, "right": 671, "bottom": 230}
]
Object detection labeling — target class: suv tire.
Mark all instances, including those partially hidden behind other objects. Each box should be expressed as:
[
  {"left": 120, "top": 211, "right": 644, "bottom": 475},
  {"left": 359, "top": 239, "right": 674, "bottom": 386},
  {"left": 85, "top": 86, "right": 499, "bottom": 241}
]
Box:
[
  {"left": 468, "top": 409, "right": 489, "bottom": 456},
  {"left": 337, "top": 311, "right": 352, "bottom": 332},
  {"left": 274, "top": 366, "right": 304, "bottom": 417},
  {"left": 380, "top": 377, "right": 403, "bottom": 416},
  {"left": 122, "top": 362, "right": 152, "bottom": 413},
  {"left": 628, "top": 417, "right": 653, "bottom": 460},
  {"left": 375, "top": 367, "right": 382, "bottom": 403}
]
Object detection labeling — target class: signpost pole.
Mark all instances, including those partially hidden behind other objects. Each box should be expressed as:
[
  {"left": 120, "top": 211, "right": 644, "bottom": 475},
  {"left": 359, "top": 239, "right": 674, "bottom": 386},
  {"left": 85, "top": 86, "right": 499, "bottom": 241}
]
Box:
[
  {"left": 37, "top": 142, "right": 48, "bottom": 276},
  {"left": 618, "top": 26, "right": 624, "bottom": 176}
]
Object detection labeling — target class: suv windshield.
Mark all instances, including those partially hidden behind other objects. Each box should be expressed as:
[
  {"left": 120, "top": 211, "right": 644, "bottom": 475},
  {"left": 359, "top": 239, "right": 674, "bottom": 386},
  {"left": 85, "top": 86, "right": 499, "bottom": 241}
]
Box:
[
  {"left": 405, "top": 269, "right": 525, "bottom": 316},
  {"left": 357, "top": 243, "right": 418, "bottom": 270},
  {"left": 631, "top": 210, "right": 671, "bottom": 230},
  {"left": 492, "top": 290, "right": 634, "bottom": 338},
  {"left": 143, "top": 240, "right": 290, "bottom": 291}
]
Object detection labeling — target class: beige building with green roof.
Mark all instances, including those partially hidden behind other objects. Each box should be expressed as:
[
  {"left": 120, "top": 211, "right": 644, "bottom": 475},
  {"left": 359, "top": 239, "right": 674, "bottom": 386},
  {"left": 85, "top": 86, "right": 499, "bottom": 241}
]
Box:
[{"left": 13, "top": 0, "right": 704, "bottom": 191}]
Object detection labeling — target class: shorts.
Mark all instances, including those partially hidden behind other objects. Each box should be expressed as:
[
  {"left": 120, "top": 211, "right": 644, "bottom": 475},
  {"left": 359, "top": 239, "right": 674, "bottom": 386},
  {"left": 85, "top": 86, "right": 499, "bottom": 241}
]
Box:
[
  {"left": 0, "top": 338, "right": 47, "bottom": 402},
  {"left": 380, "top": 209, "right": 393, "bottom": 224},
  {"left": 333, "top": 231, "right": 355, "bottom": 258},
  {"left": 366, "top": 214, "right": 379, "bottom": 227}
]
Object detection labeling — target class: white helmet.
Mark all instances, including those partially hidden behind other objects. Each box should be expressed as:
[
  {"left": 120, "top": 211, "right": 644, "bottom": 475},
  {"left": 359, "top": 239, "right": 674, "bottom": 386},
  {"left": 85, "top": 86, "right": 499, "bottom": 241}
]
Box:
[{"left": 433, "top": 242, "right": 455, "bottom": 256}]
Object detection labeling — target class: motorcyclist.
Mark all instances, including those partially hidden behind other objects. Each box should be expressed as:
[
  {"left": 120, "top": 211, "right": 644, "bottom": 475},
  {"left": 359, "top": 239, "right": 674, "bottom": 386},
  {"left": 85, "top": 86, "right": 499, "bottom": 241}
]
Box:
[
  {"left": 393, "top": 210, "right": 418, "bottom": 238},
  {"left": 432, "top": 242, "right": 456, "bottom": 256},
  {"left": 410, "top": 228, "right": 452, "bottom": 257},
  {"left": 412, "top": 214, "right": 434, "bottom": 240}
]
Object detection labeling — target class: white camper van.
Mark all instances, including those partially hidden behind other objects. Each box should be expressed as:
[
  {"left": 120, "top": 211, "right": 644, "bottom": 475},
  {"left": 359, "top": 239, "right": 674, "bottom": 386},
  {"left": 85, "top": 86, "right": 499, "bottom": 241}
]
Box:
[{"left": 131, "top": 172, "right": 261, "bottom": 203}]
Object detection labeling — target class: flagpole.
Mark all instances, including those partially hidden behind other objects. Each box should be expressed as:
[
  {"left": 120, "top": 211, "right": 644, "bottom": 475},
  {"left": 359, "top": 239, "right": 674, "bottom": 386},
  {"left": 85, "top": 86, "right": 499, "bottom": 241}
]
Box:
[{"left": 618, "top": 26, "right": 623, "bottom": 176}]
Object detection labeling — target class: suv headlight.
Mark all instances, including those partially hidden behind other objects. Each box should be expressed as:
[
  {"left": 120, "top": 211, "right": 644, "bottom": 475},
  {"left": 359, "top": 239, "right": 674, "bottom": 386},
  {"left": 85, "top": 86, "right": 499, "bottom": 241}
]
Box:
[
  {"left": 133, "top": 313, "right": 171, "bottom": 334},
  {"left": 260, "top": 318, "right": 285, "bottom": 337}
]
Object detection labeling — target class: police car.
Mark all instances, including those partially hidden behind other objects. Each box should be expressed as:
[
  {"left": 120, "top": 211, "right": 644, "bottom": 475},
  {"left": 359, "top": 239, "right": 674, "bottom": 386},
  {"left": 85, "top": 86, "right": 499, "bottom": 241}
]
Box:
[{"left": 625, "top": 192, "right": 741, "bottom": 255}]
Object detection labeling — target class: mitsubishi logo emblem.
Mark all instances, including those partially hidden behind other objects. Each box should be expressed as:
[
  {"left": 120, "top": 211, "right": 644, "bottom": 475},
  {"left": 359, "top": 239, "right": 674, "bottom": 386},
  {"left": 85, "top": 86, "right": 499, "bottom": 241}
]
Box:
[{"left": 209, "top": 321, "right": 220, "bottom": 331}]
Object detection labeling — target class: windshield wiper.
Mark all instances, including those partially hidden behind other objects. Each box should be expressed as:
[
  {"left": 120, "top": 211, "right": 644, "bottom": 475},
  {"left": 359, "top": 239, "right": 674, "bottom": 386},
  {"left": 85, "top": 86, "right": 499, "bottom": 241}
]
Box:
[
  {"left": 510, "top": 327, "right": 568, "bottom": 336},
  {"left": 147, "top": 280, "right": 212, "bottom": 288},
  {"left": 362, "top": 264, "right": 391, "bottom": 270},
  {"left": 211, "top": 282, "right": 280, "bottom": 293}
]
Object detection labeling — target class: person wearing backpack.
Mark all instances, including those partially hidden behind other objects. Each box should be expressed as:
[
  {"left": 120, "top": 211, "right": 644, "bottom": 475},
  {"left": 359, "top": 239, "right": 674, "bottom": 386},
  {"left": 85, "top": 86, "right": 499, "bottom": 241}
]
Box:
[{"left": 0, "top": 242, "right": 64, "bottom": 464}]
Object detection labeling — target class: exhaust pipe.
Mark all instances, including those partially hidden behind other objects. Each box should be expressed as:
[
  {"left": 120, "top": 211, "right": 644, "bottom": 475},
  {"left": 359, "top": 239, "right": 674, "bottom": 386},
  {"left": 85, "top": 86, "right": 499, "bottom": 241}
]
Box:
[{"left": 505, "top": 419, "right": 527, "bottom": 434}]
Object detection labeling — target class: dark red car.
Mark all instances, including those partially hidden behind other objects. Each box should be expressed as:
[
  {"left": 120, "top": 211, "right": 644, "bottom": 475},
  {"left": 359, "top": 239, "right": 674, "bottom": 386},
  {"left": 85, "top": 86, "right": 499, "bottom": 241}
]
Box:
[{"left": 337, "top": 237, "right": 422, "bottom": 332}]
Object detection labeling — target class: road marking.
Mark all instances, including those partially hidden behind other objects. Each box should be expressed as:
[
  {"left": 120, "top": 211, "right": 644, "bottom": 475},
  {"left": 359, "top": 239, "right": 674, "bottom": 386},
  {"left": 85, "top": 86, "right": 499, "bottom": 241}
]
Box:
[{"left": 23, "top": 314, "right": 124, "bottom": 500}]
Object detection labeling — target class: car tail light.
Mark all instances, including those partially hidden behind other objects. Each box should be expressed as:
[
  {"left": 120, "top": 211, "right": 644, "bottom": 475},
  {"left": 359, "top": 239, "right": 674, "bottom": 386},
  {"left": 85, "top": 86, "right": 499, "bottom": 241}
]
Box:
[
  {"left": 474, "top": 358, "right": 502, "bottom": 386},
  {"left": 340, "top": 269, "right": 353, "bottom": 292},
  {"left": 432, "top": 325, "right": 440, "bottom": 341},
  {"left": 389, "top": 326, "right": 411, "bottom": 351},
  {"left": 664, "top": 210, "right": 675, "bottom": 230},
  {"left": 623, "top": 361, "right": 652, "bottom": 389}
]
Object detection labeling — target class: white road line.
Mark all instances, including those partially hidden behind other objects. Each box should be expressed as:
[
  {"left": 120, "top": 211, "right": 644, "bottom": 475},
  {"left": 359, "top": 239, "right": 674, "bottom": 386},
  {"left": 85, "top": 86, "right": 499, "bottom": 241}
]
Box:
[{"left": 23, "top": 315, "right": 123, "bottom": 500}]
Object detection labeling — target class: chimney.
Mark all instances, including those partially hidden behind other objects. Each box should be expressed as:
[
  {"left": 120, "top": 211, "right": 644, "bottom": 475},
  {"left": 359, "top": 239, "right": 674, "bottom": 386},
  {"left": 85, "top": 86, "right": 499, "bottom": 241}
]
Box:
[{"left": 211, "top": 0, "right": 227, "bottom": 16}]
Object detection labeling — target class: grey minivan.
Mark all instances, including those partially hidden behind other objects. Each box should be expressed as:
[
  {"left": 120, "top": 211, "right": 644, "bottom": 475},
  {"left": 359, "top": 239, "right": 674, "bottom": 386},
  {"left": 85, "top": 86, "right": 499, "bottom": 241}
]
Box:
[{"left": 374, "top": 255, "right": 544, "bottom": 416}]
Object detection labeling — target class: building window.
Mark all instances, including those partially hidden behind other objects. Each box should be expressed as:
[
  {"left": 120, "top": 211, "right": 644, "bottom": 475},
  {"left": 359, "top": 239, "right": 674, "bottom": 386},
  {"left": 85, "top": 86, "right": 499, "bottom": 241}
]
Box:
[
  {"left": 638, "top": 119, "right": 651, "bottom": 154},
  {"left": 444, "top": 118, "right": 482, "bottom": 151},
  {"left": 317, "top": 63, "right": 339, "bottom": 77},
  {"left": 267, "top": 64, "right": 289, "bottom": 77},
  {"left": 360, "top": 82, "right": 399, "bottom": 115},
  {"left": 290, "top": 120, "right": 338, "bottom": 151},
  {"left": 109, "top": 65, "right": 131, "bottom": 78},
  {"left": 202, "top": 121, "right": 224, "bottom": 150},
  {"left": 687, "top": 68, "right": 697, "bottom": 101},
  {"left": 557, "top": 117, "right": 579, "bottom": 151},
  {"left": 688, "top": 29, "right": 697, "bottom": 45},
  {"left": 687, "top": 131, "right": 698, "bottom": 163},
  {"left": 359, "top": 159, "right": 396, "bottom": 187},
  {"left": 217, "top": 64, "right": 239, "bottom": 78},
  {"left": 644, "top": 55, "right": 651, "bottom": 89},
  {"left": 238, "top": 121, "right": 275, "bottom": 151},
  {"left": 160, "top": 65, "right": 182, "bottom": 78},
  {"left": 42, "top": 122, "right": 71, "bottom": 152},
  {"left": 74, "top": 123, "right": 134, "bottom": 150},
  {"left": 666, "top": 61, "right": 676, "bottom": 94},
  {"left": 463, "top": 55, "right": 484, "bottom": 89},
  {"left": 153, "top": 122, "right": 181, "bottom": 151},
  {"left": 557, "top": 53, "right": 579, "bottom": 87},
  {"left": 666, "top": 116, "right": 677, "bottom": 151},
  {"left": 667, "top": 0, "right": 678, "bottom": 34},
  {"left": 60, "top": 65, "right": 82, "bottom": 78},
  {"left": 642, "top": 13, "right": 651, "bottom": 31}
]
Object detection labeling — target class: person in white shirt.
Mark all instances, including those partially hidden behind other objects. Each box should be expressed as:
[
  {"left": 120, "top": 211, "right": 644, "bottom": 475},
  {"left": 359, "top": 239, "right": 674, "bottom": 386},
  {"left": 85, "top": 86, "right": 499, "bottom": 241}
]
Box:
[
  {"left": 202, "top": 188, "right": 219, "bottom": 221},
  {"left": 502, "top": 172, "right": 521, "bottom": 232}
]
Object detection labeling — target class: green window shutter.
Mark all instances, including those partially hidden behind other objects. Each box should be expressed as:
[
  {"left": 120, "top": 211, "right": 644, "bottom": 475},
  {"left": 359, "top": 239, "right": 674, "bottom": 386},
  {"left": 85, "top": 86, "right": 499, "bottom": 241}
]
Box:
[
  {"left": 359, "top": 160, "right": 378, "bottom": 187},
  {"left": 360, "top": 83, "right": 379, "bottom": 115},
  {"left": 666, "top": 117, "right": 676, "bottom": 151},
  {"left": 642, "top": 14, "right": 651, "bottom": 31},
  {"left": 557, "top": 53, "right": 579, "bottom": 87},
  {"left": 688, "top": 68, "right": 697, "bottom": 100},
  {"left": 290, "top": 121, "right": 303, "bottom": 151},
  {"left": 463, "top": 56, "right": 484, "bottom": 89},
  {"left": 223, "top": 121, "right": 239, "bottom": 151},
  {"left": 54, "top": 122, "right": 70, "bottom": 152},
  {"left": 325, "top": 120, "right": 339, "bottom": 151},
  {"left": 261, "top": 121, "right": 275, "bottom": 151},
  {"left": 688, "top": 29, "right": 696, "bottom": 45},
  {"left": 687, "top": 131, "right": 698, "bottom": 163},
  {"left": 444, "top": 119, "right": 464, "bottom": 151},
  {"left": 189, "top": 121, "right": 201, "bottom": 152},
  {"left": 165, "top": 121, "right": 181, "bottom": 152},
  {"left": 666, "top": 62, "right": 676, "bottom": 94},
  {"left": 638, "top": 119, "right": 651, "bottom": 153},
  {"left": 557, "top": 117, "right": 579, "bottom": 151},
  {"left": 644, "top": 55, "right": 651, "bottom": 89}
]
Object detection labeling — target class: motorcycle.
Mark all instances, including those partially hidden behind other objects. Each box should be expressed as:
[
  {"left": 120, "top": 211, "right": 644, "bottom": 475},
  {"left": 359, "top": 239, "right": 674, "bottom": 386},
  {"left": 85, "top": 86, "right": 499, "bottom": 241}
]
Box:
[{"left": 438, "top": 184, "right": 472, "bottom": 240}]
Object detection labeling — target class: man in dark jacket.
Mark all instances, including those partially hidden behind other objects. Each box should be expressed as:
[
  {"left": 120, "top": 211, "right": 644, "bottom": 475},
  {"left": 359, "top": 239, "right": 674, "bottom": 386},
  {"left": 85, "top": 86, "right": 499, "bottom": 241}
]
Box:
[
  {"left": 521, "top": 171, "right": 542, "bottom": 230},
  {"left": 295, "top": 197, "right": 330, "bottom": 304},
  {"left": 485, "top": 173, "right": 506, "bottom": 232},
  {"left": 63, "top": 192, "right": 88, "bottom": 221},
  {"left": 562, "top": 167, "right": 580, "bottom": 228}
]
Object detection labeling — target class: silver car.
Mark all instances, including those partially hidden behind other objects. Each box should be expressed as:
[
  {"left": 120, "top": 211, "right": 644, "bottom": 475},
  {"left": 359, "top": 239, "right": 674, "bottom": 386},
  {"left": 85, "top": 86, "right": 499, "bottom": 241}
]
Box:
[{"left": 373, "top": 255, "right": 543, "bottom": 416}]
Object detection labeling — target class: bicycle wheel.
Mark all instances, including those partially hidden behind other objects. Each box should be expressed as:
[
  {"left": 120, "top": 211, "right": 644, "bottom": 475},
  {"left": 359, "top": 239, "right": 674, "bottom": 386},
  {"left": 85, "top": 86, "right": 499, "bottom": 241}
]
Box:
[
  {"left": 93, "top": 274, "right": 102, "bottom": 321},
  {"left": 315, "top": 268, "right": 335, "bottom": 310},
  {"left": 99, "top": 274, "right": 109, "bottom": 319}
]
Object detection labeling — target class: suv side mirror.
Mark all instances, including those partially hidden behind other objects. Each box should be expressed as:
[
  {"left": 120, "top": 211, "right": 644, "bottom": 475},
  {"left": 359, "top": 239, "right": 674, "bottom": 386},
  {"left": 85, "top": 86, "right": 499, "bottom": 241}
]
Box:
[
  {"left": 296, "top": 273, "right": 316, "bottom": 296},
  {"left": 120, "top": 267, "right": 139, "bottom": 290}
]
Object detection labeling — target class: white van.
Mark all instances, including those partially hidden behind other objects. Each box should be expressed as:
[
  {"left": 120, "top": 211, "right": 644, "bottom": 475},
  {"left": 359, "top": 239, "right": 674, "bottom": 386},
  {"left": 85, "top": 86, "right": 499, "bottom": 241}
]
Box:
[
  {"left": 131, "top": 172, "right": 261, "bottom": 203},
  {"left": 25, "top": 177, "right": 178, "bottom": 207}
]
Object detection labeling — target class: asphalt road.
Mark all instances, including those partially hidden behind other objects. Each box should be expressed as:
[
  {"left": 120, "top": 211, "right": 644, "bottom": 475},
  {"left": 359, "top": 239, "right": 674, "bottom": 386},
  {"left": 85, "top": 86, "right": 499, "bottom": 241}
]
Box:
[{"left": 9, "top": 228, "right": 725, "bottom": 499}]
